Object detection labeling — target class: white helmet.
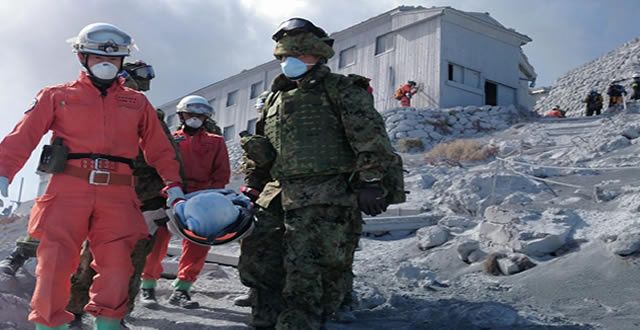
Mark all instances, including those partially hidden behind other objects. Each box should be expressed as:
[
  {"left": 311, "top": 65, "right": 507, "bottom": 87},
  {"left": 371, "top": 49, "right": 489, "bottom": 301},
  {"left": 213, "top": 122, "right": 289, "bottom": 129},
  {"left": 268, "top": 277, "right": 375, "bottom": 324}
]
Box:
[
  {"left": 177, "top": 95, "right": 214, "bottom": 116},
  {"left": 254, "top": 91, "right": 270, "bottom": 111},
  {"left": 70, "top": 23, "right": 134, "bottom": 57},
  {"left": 167, "top": 190, "right": 254, "bottom": 246},
  {"left": 633, "top": 73, "right": 640, "bottom": 79}
]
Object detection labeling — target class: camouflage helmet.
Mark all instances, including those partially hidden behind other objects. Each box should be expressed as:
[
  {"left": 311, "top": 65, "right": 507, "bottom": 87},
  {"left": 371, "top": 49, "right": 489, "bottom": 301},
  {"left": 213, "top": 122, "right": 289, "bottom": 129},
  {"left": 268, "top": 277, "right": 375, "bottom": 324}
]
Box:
[
  {"left": 274, "top": 32, "right": 335, "bottom": 60},
  {"left": 122, "top": 60, "right": 154, "bottom": 91}
]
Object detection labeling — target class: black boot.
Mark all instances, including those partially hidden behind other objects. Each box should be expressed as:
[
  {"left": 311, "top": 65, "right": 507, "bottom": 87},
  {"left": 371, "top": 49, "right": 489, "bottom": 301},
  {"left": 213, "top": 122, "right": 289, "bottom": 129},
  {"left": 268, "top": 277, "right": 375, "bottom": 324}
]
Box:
[
  {"left": 168, "top": 289, "right": 199, "bottom": 309},
  {"left": 0, "top": 248, "right": 29, "bottom": 275}
]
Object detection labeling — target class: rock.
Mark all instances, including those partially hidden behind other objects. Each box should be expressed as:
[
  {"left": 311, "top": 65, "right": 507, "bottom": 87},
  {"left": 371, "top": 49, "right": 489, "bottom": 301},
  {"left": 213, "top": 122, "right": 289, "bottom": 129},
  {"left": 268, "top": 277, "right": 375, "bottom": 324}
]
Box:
[
  {"left": 387, "top": 114, "right": 405, "bottom": 123},
  {"left": 483, "top": 206, "right": 520, "bottom": 224},
  {"left": 467, "top": 249, "right": 488, "bottom": 263},
  {"left": 599, "top": 136, "right": 631, "bottom": 152},
  {"left": 354, "top": 282, "right": 386, "bottom": 309},
  {"left": 456, "top": 240, "right": 480, "bottom": 262},
  {"left": 439, "top": 215, "right": 476, "bottom": 233},
  {"left": 480, "top": 208, "right": 579, "bottom": 257},
  {"left": 407, "top": 129, "right": 429, "bottom": 138},
  {"left": 510, "top": 253, "right": 537, "bottom": 271},
  {"left": 497, "top": 258, "right": 520, "bottom": 275},
  {"left": 483, "top": 252, "right": 506, "bottom": 275},
  {"left": 420, "top": 174, "right": 437, "bottom": 189},
  {"left": 428, "top": 131, "right": 443, "bottom": 140},
  {"left": 395, "top": 132, "right": 408, "bottom": 139},
  {"left": 593, "top": 185, "right": 620, "bottom": 202},
  {"left": 416, "top": 226, "right": 449, "bottom": 250},
  {"left": 621, "top": 125, "right": 640, "bottom": 139},
  {"left": 608, "top": 228, "right": 640, "bottom": 256},
  {"left": 477, "top": 120, "right": 493, "bottom": 130}
]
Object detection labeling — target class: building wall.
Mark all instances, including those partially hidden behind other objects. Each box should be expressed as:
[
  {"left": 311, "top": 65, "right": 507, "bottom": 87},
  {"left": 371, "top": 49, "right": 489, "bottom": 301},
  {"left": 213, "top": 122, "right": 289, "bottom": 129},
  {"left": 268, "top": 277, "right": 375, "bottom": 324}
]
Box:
[
  {"left": 391, "top": 17, "right": 441, "bottom": 109},
  {"left": 439, "top": 15, "right": 523, "bottom": 108},
  {"left": 159, "top": 8, "right": 532, "bottom": 144},
  {"left": 329, "top": 14, "right": 441, "bottom": 110},
  {"left": 328, "top": 15, "right": 394, "bottom": 111}
]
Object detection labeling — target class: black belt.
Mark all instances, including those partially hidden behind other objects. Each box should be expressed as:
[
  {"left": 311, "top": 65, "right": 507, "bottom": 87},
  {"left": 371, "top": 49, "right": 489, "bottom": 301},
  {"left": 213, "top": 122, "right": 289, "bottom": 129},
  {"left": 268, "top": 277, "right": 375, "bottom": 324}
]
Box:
[{"left": 68, "top": 153, "right": 134, "bottom": 168}]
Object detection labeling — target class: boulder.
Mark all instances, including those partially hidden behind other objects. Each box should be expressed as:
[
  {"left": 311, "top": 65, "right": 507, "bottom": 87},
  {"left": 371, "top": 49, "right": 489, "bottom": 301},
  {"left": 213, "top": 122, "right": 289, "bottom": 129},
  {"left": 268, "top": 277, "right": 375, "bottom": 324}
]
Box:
[{"left": 416, "top": 226, "right": 449, "bottom": 250}]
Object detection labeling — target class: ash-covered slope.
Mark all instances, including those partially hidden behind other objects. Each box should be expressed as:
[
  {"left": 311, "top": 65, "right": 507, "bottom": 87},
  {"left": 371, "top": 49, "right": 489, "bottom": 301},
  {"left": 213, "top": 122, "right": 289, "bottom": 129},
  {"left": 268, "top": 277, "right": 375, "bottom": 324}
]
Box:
[{"left": 535, "top": 37, "right": 640, "bottom": 117}]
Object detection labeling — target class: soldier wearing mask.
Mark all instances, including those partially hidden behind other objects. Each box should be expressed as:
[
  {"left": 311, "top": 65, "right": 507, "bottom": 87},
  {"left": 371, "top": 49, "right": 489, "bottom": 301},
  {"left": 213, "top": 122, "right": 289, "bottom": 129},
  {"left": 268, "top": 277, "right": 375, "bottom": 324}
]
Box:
[{"left": 237, "top": 18, "right": 403, "bottom": 329}]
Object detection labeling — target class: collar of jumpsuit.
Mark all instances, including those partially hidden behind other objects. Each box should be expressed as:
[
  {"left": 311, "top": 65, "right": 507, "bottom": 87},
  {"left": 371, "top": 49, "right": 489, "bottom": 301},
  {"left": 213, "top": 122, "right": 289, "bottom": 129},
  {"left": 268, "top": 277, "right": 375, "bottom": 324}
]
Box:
[
  {"left": 79, "top": 70, "right": 127, "bottom": 96},
  {"left": 288, "top": 63, "right": 330, "bottom": 90}
]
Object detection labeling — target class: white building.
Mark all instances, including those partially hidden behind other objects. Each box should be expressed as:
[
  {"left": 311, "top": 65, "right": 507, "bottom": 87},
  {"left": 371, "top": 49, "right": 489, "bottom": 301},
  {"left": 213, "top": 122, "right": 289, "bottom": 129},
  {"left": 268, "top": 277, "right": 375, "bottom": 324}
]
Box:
[{"left": 159, "top": 6, "right": 536, "bottom": 144}]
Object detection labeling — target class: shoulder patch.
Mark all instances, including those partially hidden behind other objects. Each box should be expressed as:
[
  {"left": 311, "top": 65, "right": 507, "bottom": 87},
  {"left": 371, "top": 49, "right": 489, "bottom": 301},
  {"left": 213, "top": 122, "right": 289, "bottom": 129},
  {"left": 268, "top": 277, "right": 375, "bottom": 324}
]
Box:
[{"left": 24, "top": 98, "right": 37, "bottom": 114}]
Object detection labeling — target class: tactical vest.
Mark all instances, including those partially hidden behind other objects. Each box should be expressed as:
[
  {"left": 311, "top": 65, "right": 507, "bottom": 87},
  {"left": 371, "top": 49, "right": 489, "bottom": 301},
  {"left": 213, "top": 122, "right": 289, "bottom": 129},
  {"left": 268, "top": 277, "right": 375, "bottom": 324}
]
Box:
[{"left": 264, "top": 85, "right": 356, "bottom": 179}]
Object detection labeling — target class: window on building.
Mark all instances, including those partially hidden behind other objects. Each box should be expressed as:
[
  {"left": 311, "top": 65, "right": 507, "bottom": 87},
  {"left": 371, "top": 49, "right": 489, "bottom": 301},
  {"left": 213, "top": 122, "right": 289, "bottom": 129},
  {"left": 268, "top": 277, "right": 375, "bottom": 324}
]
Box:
[
  {"left": 226, "top": 90, "right": 238, "bottom": 107},
  {"left": 448, "top": 63, "right": 481, "bottom": 89},
  {"left": 339, "top": 46, "right": 356, "bottom": 68},
  {"left": 223, "top": 125, "right": 235, "bottom": 141},
  {"left": 250, "top": 81, "right": 263, "bottom": 99},
  {"left": 448, "top": 63, "right": 463, "bottom": 83},
  {"left": 247, "top": 118, "right": 258, "bottom": 135},
  {"left": 464, "top": 68, "right": 480, "bottom": 88},
  {"left": 375, "top": 33, "right": 394, "bottom": 55}
]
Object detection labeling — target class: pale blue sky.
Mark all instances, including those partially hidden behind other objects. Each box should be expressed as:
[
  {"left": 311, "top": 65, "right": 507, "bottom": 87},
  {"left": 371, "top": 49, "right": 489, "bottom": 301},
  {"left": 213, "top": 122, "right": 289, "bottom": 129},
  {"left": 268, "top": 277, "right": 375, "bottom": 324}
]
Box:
[{"left": 0, "top": 0, "right": 637, "bottom": 203}]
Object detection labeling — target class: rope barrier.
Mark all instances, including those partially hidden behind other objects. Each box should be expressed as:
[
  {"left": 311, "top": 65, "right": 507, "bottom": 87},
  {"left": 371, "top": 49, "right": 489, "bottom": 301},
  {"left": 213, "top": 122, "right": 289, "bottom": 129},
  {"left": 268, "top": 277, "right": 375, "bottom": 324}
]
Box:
[{"left": 496, "top": 156, "right": 640, "bottom": 171}]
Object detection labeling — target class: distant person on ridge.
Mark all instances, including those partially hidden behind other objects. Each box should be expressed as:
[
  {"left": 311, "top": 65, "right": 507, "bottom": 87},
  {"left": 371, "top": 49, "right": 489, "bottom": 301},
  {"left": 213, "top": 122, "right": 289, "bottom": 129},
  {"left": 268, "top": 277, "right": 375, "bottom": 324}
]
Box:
[
  {"left": 607, "top": 79, "right": 627, "bottom": 107},
  {"left": 583, "top": 89, "right": 603, "bottom": 116},
  {"left": 630, "top": 73, "right": 640, "bottom": 100}
]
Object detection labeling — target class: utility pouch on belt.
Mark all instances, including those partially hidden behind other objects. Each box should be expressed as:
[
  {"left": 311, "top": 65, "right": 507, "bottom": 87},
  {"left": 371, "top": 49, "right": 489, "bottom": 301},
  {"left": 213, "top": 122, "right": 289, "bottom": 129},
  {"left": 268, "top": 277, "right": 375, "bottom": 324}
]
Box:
[
  {"left": 240, "top": 135, "right": 276, "bottom": 167},
  {"left": 37, "top": 137, "right": 69, "bottom": 174}
]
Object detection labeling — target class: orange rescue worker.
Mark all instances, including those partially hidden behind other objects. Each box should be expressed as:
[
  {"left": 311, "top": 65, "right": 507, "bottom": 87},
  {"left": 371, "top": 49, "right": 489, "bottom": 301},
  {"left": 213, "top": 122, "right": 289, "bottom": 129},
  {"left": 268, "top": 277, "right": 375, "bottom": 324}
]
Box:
[
  {"left": 0, "top": 23, "right": 184, "bottom": 330},
  {"left": 545, "top": 105, "right": 566, "bottom": 118},
  {"left": 141, "top": 95, "right": 230, "bottom": 309},
  {"left": 395, "top": 80, "right": 418, "bottom": 107}
]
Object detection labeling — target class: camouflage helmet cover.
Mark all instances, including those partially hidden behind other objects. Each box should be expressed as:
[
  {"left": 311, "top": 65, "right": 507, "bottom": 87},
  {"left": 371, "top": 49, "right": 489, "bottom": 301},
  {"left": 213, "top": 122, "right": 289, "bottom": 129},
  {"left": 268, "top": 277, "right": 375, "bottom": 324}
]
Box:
[{"left": 274, "top": 32, "right": 335, "bottom": 59}]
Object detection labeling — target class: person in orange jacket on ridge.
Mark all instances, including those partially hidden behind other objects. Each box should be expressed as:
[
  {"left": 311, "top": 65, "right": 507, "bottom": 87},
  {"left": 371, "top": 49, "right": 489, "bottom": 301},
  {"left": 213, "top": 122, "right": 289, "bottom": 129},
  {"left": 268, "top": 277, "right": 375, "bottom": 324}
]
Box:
[
  {"left": 0, "top": 23, "right": 184, "bottom": 330},
  {"left": 140, "top": 95, "right": 231, "bottom": 309}
]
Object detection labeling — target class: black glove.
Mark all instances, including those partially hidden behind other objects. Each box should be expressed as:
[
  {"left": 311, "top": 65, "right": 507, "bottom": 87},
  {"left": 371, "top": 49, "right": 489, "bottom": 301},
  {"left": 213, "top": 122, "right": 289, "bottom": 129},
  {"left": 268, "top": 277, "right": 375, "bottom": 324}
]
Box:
[{"left": 358, "top": 183, "right": 387, "bottom": 216}]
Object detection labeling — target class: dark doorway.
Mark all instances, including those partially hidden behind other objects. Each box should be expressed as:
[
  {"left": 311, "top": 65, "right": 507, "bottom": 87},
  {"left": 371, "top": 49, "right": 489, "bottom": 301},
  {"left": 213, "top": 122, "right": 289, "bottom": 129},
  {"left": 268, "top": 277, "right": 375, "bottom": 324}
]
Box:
[{"left": 485, "top": 81, "right": 497, "bottom": 106}]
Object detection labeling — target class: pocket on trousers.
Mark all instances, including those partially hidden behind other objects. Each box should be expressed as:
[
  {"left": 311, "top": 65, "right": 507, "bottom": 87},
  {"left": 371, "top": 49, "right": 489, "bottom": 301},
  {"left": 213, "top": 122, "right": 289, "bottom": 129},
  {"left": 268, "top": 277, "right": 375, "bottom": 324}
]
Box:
[{"left": 27, "top": 194, "right": 57, "bottom": 239}]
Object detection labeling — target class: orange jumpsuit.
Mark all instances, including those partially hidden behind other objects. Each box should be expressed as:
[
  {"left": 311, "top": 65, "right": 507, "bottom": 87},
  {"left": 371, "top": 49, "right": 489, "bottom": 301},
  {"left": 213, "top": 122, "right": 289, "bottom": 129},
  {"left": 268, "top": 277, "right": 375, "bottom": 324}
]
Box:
[
  {"left": 143, "top": 128, "right": 230, "bottom": 284},
  {"left": 0, "top": 72, "right": 181, "bottom": 327},
  {"left": 398, "top": 84, "right": 417, "bottom": 107},
  {"left": 546, "top": 109, "right": 565, "bottom": 118}
]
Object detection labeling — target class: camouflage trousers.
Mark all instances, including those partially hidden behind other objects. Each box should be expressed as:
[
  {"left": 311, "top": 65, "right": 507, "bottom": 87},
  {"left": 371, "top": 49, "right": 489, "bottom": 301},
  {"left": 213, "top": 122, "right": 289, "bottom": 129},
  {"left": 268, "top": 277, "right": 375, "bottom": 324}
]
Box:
[
  {"left": 66, "top": 234, "right": 156, "bottom": 315},
  {"left": 238, "top": 200, "right": 362, "bottom": 330}
]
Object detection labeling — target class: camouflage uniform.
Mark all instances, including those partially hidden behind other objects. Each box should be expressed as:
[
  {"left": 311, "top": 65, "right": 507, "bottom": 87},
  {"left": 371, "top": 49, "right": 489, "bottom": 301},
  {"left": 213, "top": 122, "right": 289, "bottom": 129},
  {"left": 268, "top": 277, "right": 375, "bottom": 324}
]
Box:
[
  {"left": 238, "top": 32, "right": 397, "bottom": 329},
  {"left": 67, "top": 93, "right": 184, "bottom": 314}
]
